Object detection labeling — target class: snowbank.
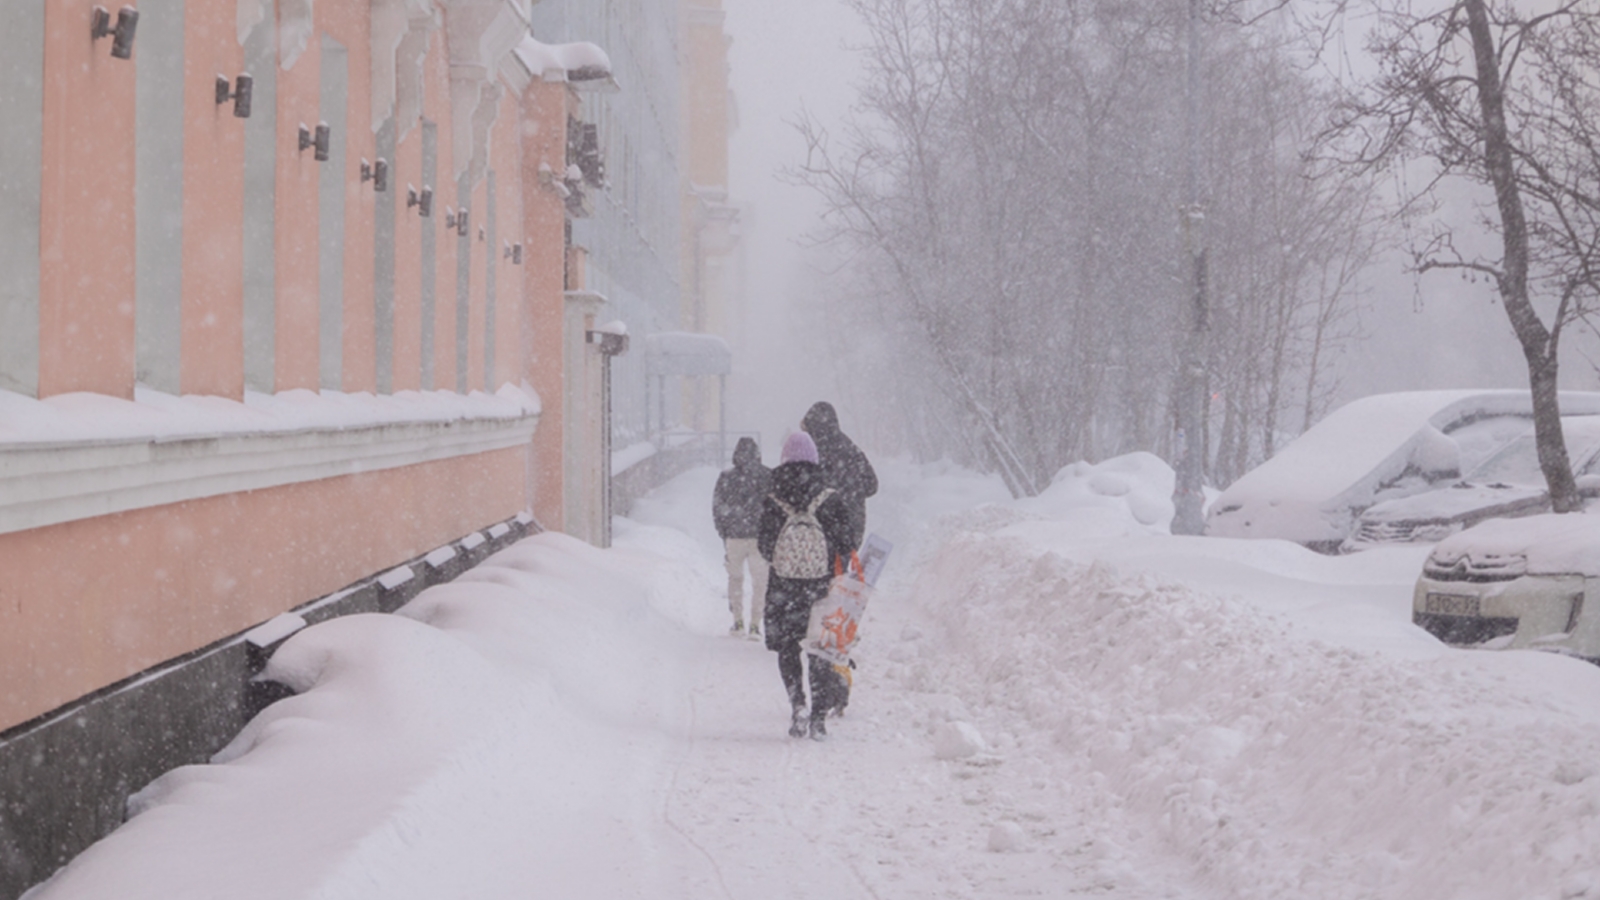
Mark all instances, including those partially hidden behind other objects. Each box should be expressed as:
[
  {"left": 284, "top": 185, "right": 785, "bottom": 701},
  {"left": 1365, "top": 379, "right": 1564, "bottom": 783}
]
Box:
[
  {"left": 887, "top": 517, "right": 1600, "bottom": 899},
  {"left": 24, "top": 532, "right": 705, "bottom": 900},
  {"left": 1009, "top": 451, "right": 1176, "bottom": 535}
]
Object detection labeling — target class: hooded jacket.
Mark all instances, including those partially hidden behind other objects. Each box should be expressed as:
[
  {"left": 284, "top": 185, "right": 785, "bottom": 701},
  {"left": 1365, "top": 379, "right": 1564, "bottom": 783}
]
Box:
[
  {"left": 713, "top": 437, "right": 772, "bottom": 540},
  {"left": 800, "top": 401, "right": 878, "bottom": 548}
]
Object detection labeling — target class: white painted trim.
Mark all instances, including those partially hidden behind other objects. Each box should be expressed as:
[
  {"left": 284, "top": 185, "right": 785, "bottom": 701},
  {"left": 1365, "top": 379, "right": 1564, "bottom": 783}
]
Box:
[{"left": 0, "top": 413, "right": 538, "bottom": 535}]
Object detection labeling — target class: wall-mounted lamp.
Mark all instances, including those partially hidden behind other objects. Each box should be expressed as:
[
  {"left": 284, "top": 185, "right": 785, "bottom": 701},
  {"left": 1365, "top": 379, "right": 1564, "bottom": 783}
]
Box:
[
  {"left": 504, "top": 242, "right": 523, "bottom": 265},
  {"left": 361, "top": 158, "right": 389, "bottom": 192},
  {"left": 298, "top": 122, "right": 330, "bottom": 162},
  {"left": 477, "top": 226, "right": 486, "bottom": 242},
  {"left": 215, "top": 73, "right": 252, "bottom": 118},
  {"left": 91, "top": 6, "right": 139, "bottom": 59},
  {"left": 407, "top": 185, "right": 433, "bottom": 217},
  {"left": 445, "top": 208, "right": 469, "bottom": 237}
]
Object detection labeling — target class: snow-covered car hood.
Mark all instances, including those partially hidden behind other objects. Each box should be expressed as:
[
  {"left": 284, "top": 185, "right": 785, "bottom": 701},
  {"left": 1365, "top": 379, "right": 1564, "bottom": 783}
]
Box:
[
  {"left": 1426, "top": 513, "right": 1600, "bottom": 578},
  {"left": 1361, "top": 482, "right": 1547, "bottom": 524}
]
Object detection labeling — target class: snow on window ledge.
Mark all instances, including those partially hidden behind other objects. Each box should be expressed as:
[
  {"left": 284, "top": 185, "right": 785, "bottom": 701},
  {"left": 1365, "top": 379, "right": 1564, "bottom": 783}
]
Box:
[{"left": 0, "top": 384, "right": 541, "bottom": 536}]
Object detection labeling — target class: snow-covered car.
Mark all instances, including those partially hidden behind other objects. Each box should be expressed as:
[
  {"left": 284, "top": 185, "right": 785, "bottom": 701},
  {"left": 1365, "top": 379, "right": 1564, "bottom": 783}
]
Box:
[
  {"left": 1205, "top": 390, "right": 1600, "bottom": 552},
  {"left": 1343, "top": 416, "right": 1600, "bottom": 551},
  {"left": 1413, "top": 513, "right": 1600, "bottom": 660}
]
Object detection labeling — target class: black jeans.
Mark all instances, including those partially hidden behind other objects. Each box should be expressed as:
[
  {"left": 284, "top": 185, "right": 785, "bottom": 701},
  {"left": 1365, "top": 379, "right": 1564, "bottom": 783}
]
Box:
[{"left": 777, "top": 640, "right": 845, "bottom": 717}]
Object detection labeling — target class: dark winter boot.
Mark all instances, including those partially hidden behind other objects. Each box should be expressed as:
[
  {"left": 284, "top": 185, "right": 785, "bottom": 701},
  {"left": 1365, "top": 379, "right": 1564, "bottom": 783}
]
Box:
[
  {"left": 789, "top": 704, "right": 808, "bottom": 738},
  {"left": 808, "top": 711, "right": 828, "bottom": 741}
]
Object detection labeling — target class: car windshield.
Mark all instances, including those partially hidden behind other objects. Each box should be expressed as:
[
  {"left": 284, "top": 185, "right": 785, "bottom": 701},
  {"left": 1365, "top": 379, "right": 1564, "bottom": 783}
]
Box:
[
  {"left": 1467, "top": 418, "right": 1600, "bottom": 484},
  {"left": 1468, "top": 435, "right": 1545, "bottom": 484}
]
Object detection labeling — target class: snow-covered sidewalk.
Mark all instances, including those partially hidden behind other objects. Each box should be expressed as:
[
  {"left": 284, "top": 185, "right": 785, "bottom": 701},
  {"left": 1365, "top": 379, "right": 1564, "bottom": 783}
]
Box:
[{"left": 24, "top": 458, "right": 1600, "bottom": 899}]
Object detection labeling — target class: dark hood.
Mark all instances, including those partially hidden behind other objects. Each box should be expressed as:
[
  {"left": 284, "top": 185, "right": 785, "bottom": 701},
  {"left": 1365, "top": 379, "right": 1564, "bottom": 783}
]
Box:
[
  {"left": 732, "top": 436, "right": 761, "bottom": 469},
  {"left": 801, "top": 402, "right": 840, "bottom": 440}
]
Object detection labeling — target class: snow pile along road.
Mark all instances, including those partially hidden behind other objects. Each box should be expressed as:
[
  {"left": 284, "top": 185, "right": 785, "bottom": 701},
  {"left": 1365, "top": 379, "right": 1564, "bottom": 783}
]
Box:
[{"left": 888, "top": 506, "right": 1600, "bottom": 899}]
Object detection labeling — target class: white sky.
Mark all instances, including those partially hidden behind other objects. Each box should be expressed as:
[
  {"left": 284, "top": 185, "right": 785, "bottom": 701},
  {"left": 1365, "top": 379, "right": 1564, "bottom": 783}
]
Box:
[{"left": 721, "top": 0, "right": 867, "bottom": 458}]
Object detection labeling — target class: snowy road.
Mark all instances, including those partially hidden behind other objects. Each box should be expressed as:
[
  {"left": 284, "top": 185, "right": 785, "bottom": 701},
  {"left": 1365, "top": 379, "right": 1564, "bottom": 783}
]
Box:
[{"left": 25, "top": 458, "right": 1600, "bottom": 899}]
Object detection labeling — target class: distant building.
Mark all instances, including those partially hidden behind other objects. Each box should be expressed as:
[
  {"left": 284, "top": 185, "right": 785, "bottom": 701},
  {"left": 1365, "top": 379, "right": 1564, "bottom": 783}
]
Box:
[{"left": 527, "top": 0, "right": 742, "bottom": 462}]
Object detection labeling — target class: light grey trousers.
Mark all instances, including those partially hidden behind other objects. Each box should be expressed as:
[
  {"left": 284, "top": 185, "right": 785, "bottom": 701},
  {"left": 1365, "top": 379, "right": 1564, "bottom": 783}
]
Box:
[{"left": 724, "top": 537, "right": 769, "bottom": 628}]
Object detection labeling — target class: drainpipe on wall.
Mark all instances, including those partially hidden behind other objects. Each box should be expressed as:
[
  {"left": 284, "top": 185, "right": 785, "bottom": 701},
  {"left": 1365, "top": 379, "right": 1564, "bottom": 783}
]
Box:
[{"left": 587, "top": 324, "right": 629, "bottom": 547}]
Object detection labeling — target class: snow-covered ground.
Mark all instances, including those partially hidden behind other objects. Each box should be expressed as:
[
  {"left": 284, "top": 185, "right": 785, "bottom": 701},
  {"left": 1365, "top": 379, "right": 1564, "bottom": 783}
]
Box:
[{"left": 24, "top": 456, "right": 1600, "bottom": 899}]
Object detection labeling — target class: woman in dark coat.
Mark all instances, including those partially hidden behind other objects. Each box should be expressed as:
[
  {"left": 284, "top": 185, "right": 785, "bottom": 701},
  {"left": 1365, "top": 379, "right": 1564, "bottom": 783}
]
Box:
[{"left": 759, "top": 431, "right": 854, "bottom": 740}]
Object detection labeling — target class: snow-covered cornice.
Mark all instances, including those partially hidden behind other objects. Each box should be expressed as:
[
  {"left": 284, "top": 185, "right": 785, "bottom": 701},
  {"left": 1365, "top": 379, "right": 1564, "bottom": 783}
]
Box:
[{"left": 0, "top": 386, "right": 541, "bottom": 536}]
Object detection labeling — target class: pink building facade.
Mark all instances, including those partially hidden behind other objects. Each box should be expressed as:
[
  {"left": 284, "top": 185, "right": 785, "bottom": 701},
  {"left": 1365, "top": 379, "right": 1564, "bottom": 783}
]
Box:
[{"left": 0, "top": 2, "right": 614, "bottom": 893}]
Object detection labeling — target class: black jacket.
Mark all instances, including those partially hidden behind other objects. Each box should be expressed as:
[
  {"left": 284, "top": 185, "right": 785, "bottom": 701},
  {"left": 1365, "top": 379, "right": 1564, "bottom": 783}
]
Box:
[
  {"left": 713, "top": 437, "right": 771, "bottom": 539},
  {"left": 758, "top": 460, "right": 856, "bottom": 649},
  {"left": 801, "top": 402, "right": 878, "bottom": 549}
]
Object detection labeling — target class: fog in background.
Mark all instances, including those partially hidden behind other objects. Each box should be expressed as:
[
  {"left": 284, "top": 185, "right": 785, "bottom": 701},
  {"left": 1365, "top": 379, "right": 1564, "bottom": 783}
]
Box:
[
  {"left": 721, "top": 0, "right": 869, "bottom": 461},
  {"left": 718, "top": 1, "right": 1600, "bottom": 472}
]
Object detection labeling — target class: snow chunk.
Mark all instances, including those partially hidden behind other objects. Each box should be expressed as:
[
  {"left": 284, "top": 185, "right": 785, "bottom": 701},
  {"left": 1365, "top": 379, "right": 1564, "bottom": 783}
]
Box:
[
  {"left": 934, "top": 721, "right": 987, "bottom": 760},
  {"left": 243, "top": 613, "right": 306, "bottom": 650},
  {"left": 460, "top": 532, "right": 487, "bottom": 551},
  {"left": 987, "top": 821, "right": 1026, "bottom": 852},
  {"left": 423, "top": 546, "right": 457, "bottom": 570}
]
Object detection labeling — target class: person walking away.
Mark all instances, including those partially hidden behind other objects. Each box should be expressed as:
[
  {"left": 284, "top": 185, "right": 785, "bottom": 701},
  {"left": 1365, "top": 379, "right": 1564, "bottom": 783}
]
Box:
[
  {"left": 801, "top": 401, "right": 877, "bottom": 718},
  {"left": 712, "top": 437, "right": 772, "bottom": 637},
  {"left": 800, "top": 401, "right": 878, "bottom": 552},
  {"left": 759, "top": 431, "right": 854, "bottom": 740}
]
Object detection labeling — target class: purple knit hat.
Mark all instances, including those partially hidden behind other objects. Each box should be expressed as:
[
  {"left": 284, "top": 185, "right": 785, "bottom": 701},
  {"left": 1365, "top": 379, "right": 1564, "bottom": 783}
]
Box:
[{"left": 781, "top": 431, "right": 819, "bottom": 464}]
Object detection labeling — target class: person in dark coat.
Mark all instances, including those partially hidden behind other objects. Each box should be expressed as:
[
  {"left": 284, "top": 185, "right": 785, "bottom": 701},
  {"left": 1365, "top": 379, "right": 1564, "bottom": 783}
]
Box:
[
  {"left": 759, "top": 431, "right": 854, "bottom": 740},
  {"left": 801, "top": 401, "right": 878, "bottom": 551},
  {"left": 712, "top": 437, "right": 772, "bottom": 637}
]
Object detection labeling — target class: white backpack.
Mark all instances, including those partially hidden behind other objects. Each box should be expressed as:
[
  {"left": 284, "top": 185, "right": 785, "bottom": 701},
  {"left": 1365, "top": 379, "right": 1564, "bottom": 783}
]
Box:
[{"left": 770, "top": 489, "right": 835, "bottom": 579}]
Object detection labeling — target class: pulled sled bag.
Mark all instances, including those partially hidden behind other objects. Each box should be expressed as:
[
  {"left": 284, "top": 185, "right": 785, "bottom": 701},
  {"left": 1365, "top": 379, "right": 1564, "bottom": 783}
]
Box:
[
  {"left": 805, "top": 534, "right": 892, "bottom": 667},
  {"left": 770, "top": 488, "right": 835, "bottom": 579}
]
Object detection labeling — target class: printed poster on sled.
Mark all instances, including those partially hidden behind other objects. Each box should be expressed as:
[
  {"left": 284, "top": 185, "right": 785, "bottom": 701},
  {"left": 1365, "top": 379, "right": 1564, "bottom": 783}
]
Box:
[{"left": 805, "top": 534, "right": 892, "bottom": 666}]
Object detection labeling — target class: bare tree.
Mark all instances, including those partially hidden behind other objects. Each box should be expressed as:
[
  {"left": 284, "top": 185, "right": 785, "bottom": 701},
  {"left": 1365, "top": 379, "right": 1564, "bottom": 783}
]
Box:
[
  {"left": 1324, "top": 0, "right": 1600, "bottom": 512},
  {"left": 793, "top": 0, "right": 1379, "bottom": 496}
]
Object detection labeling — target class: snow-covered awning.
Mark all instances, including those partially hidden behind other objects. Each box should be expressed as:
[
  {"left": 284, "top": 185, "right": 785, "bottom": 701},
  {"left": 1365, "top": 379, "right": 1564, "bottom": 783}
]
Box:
[{"left": 643, "top": 332, "right": 731, "bottom": 377}]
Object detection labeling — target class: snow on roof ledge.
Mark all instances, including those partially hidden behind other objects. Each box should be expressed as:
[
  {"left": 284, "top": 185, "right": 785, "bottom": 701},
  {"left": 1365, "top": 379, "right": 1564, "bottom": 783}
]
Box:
[{"left": 514, "top": 35, "right": 615, "bottom": 88}]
